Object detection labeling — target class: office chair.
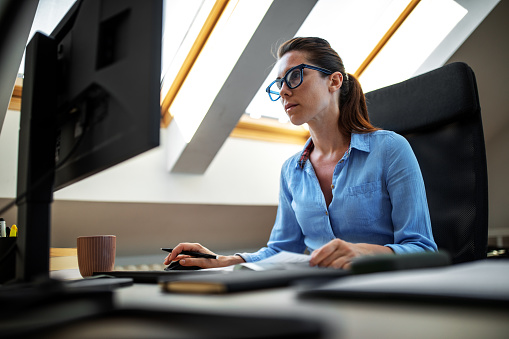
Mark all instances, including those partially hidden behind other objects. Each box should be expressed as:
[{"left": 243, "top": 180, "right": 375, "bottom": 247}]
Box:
[{"left": 365, "top": 62, "right": 488, "bottom": 264}]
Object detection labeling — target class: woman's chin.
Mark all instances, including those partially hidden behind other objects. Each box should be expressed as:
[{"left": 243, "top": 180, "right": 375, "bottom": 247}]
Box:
[{"left": 288, "top": 115, "right": 307, "bottom": 126}]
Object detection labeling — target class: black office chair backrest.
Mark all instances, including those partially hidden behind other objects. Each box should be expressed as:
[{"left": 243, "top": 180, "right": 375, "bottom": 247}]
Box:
[{"left": 365, "top": 62, "right": 488, "bottom": 264}]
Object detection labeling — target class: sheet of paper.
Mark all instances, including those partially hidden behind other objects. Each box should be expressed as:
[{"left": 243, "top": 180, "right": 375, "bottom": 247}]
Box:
[
  {"left": 238, "top": 251, "right": 311, "bottom": 271},
  {"left": 257, "top": 251, "right": 311, "bottom": 264},
  {"left": 202, "top": 265, "right": 235, "bottom": 272}
]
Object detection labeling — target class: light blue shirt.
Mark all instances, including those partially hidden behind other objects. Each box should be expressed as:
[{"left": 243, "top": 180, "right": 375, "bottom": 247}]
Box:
[{"left": 240, "top": 130, "right": 437, "bottom": 262}]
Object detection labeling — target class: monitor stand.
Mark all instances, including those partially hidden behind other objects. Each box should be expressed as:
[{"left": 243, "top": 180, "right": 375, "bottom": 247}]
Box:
[{"left": 16, "top": 32, "right": 57, "bottom": 283}]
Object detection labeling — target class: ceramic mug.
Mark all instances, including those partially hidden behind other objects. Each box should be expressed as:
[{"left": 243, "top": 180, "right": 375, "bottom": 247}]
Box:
[{"left": 77, "top": 235, "right": 116, "bottom": 277}]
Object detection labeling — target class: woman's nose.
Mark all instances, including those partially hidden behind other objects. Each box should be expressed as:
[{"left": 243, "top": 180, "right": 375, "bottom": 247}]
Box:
[{"left": 279, "top": 80, "right": 291, "bottom": 97}]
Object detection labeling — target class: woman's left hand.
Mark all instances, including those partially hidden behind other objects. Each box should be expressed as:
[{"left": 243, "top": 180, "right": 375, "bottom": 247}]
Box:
[{"left": 309, "top": 238, "right": 393, "bottom": 269}]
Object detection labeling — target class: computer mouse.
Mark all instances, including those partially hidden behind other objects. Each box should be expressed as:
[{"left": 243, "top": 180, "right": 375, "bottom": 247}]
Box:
[{"left": 164, "top": 260, "right": 202, "bottom": 271}]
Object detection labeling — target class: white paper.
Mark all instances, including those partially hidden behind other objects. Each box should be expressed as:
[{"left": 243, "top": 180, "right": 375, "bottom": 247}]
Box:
[
  {"left": 257, "top": 251, "right": 311, "bottom": 264},
  {"left": 238, "top": 251, "right": 311, "bottom": 271},
  {"left": 201, "top": 265, "right": 235, "bottom": 272}
]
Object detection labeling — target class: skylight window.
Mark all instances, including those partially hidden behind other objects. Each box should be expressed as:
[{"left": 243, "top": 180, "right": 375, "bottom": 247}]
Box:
[
  {"left": 168, "top": 0, "right": 273, "bottom": 142},
  {"left": 160, "top": 0, "right": 213, "bottom": 93},
  {"left": 245, "top": 0, "right": 411, "bottom": 122},
  {"left": 245, "top": 0, "right": 468, "bottom": 122},
  {"left": 359, "top": 0, "right": 468, "bottom": 92}
]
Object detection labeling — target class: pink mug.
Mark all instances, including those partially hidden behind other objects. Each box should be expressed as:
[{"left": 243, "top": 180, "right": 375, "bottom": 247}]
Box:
[{"left": 77, "top": 235, "right": 116, "bottom": 277}]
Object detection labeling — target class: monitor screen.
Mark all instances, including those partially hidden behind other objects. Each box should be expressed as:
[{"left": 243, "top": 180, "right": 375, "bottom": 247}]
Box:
[
  {"left": 52, "top": 0, "right": 162, "bottom": 189},
  {"left": 15, "top": 0, "right": 162, "bottom": 282}
]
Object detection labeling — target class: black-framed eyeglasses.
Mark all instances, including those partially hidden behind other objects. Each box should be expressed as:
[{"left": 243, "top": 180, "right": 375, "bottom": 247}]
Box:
[{"left": 265, "top": 63, "right": 333, "bottom": 101}]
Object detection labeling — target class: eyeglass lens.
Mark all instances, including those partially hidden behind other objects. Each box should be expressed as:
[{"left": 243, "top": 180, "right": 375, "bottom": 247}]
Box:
[{"left": 277, "top": 68, "right": 302, "bottom": 90}]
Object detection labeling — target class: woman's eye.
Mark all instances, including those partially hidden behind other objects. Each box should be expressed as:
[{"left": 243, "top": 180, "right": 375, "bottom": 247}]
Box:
[{"left": 288, "top": 70, "right": 301, "bottom": 85}]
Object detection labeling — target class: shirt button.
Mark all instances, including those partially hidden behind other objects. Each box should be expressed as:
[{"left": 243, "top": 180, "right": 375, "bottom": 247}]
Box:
[
  {"left": 331, "top": 184, "right": 335, "bottom": 189},
  {"left": 340, "top": 160, "right": 344, "bottom": 163},
  {"left": 325, "top": 211, "right": 328, "bottom": 215}
]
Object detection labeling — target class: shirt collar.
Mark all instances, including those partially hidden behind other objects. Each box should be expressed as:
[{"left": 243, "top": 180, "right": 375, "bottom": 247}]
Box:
[
  {"left": 351, "top": 132, "right": 370, "bottom": 152},
  {"left": 297, "top": 133, "right": 371, "bottom": 169}
]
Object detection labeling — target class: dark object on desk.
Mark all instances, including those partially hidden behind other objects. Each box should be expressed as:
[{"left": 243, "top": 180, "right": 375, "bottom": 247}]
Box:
[
  {"left": 65, "top": 276, "right": 133, "bottom": 290},
  {"left": 0, "top": 280, "right": 324, "bottom": 339},
  {"left": 366, "top": 62, "right": 488, "bottom": 264},
  {"left": 28, "top": 308, "right": 325, "bottom": 339},
  {"left": 350, "top": 251, "right": 451, "bottom": 275},
  {"left": 93, "top": 269, "right": 224, "bottom": 284},
  {"left": 161, "top": 267, "right": 349, "bottom": 294},
  {"left": 0, "top": 237, "right": 16, "bottom": 283},
  {"left": 300, "top": 260, "right": 509, "bottom": 307},
  {"left": 0, "top": 278, "right": 114, "bottom": 338},
  {"left": 164, "top": 260, "right": 203, "bottom": 271}
]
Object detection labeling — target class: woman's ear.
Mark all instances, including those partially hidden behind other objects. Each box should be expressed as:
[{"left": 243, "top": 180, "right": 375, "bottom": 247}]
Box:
[{"left": 329, "top": 71, "right": 343, "bottom": 93}]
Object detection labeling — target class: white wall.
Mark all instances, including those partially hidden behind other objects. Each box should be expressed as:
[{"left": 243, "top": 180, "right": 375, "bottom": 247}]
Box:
[
  {"left": 0, "top": 109, "right": 302, "bottom": 206},
  {"left": 0, "top": 110, "right": 19, "bottom": 197}
]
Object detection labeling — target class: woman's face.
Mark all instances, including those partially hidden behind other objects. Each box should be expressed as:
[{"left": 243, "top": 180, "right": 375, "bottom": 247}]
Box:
[{"left": 276, "top": 51, "right": 339, "bottom": 126}]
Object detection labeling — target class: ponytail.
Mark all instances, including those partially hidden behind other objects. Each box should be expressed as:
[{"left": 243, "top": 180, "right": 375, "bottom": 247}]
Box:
[{"left": 338, "top": 73, "right": 378, "bottom": 135}]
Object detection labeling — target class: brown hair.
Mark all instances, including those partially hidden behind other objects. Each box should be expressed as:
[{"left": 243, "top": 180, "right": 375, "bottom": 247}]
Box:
[{"left": 277, "top": 37, "right": 378, "bottom": 135}]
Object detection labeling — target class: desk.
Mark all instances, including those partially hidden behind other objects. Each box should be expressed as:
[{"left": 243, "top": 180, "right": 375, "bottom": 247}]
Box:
[
  {"left": 50, "top": 248, "right": 78, "bottom": 271},
  {"left": 1, "top": 257, "right": 498, "bottom": 339},
  {"left": 33, "top": 273, "right": 508, "bottom": 339},
  {"left": 116, "top": 284, "right": 509, "bottom": 339}
]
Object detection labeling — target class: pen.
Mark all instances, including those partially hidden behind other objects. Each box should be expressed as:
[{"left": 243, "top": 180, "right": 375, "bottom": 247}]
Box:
[
  {"left": 161, "top": 248, "right": 217, "bottom": 259},
  {"left": 0, "top": 218, "right": 6, "bottom": 237}
]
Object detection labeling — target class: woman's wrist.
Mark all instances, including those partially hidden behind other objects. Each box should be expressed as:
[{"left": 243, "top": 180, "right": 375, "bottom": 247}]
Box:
[{"left": 223, "top": 254, "right": 245, "bottom": 266}]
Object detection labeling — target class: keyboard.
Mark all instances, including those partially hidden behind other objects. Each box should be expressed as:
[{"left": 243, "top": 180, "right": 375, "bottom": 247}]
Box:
[{"left": 114, "top": 263, "right": 166, "bottom": 271}]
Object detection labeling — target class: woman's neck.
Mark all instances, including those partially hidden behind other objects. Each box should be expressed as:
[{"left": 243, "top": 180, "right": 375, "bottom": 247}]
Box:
[{"left": 308, "top": 116, "right": 350, "bottom": 160}]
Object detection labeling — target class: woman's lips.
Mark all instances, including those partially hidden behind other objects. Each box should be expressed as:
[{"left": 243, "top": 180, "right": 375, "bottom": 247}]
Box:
[{"left": 285, "top": 103, "right": 297, "bottom": 112}]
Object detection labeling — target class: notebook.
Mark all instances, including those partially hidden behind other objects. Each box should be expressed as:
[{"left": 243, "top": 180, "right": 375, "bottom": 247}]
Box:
[{"left": 160, "top": 267, "right": 349, "bottom": 294}]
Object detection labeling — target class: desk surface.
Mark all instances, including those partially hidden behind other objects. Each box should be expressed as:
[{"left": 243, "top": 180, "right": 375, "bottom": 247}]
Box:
[
  {"left": 40, "top": 261, "right": 509, "bottom": 339},
  {"left": 112, "top": 283, "right": 509, "bottom": 339}
]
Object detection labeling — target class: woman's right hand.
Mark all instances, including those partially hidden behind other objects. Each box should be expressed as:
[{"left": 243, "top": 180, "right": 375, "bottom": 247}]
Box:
[{"left": 163, "top": 242, "right": 245, "bottom": 268}]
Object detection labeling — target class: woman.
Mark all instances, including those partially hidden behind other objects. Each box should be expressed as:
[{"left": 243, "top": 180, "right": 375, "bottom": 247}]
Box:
[{"left": 164, "top": 37, "right": 437, "bottom": 269}]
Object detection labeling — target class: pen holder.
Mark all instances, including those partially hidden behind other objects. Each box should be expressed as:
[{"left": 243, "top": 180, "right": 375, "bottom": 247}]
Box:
[{"left": 0, "top": 237, "right": 17, "bottom": 284}]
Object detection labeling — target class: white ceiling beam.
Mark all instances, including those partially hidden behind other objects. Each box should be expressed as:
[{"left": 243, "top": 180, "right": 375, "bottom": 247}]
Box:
[{"left": 167, "top": 0, "right": 318, "bottom": 174}]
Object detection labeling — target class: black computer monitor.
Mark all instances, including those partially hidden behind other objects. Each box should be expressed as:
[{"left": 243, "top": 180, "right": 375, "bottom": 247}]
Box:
[
  {"left": 0, "top": 0, "right": 38, "bottom": 136},
  {"left": 15, "top": 0, "right": 162, "bottom": 282}
]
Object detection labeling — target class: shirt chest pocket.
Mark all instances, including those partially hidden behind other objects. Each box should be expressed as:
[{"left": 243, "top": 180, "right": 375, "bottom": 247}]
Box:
[{"left": 342, "top": 181, "right": 385, "bottom": 224}]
